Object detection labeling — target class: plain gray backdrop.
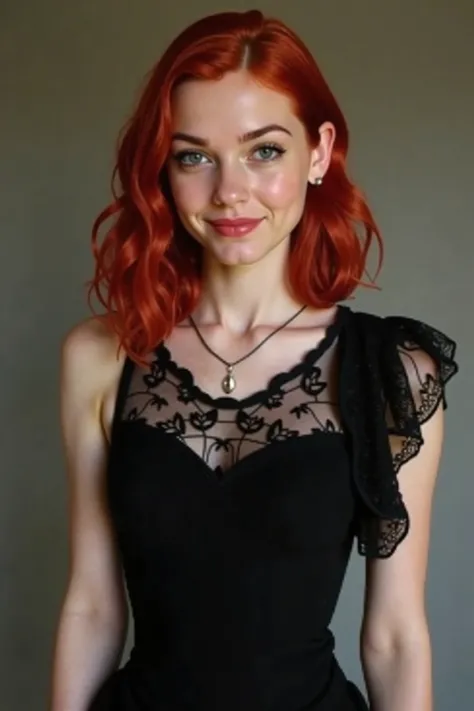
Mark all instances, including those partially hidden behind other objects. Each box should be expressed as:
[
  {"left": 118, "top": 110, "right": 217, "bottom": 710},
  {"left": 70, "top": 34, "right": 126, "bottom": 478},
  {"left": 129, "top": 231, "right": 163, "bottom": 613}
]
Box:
[{"left": 1, "top": 1, "right": 472, "bottom": 709}]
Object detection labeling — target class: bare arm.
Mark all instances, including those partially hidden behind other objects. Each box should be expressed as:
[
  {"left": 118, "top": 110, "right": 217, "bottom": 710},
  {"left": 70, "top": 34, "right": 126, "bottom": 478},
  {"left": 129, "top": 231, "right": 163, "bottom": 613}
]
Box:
[
  {"left": 360, "top": 402, "right": 444, "bottom": 711},
  {"left": 49, "top": 318, "right": 128, "bottom": 711}
]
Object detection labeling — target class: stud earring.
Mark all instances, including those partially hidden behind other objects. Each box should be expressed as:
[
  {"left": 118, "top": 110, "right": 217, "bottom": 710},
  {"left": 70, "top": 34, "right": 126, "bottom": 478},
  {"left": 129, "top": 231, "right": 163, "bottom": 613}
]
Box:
[{"left": 312, "top": 177, "right": 323, "bottom": 186}]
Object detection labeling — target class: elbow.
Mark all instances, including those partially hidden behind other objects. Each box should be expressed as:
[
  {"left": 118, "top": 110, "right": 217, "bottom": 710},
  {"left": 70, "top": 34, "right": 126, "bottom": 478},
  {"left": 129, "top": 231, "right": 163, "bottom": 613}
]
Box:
[{"left": 360, "top": 619, "right": 431, "bottom": 662}]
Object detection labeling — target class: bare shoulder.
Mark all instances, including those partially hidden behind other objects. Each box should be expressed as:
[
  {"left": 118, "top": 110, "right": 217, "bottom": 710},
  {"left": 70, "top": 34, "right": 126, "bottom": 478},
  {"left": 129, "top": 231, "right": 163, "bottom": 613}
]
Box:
[
  {"left": 58, "top": 316, "right": 129, "bottom": 620},
  {"left": 60, "top": 315, "right": 126, "bottom": 441},
  {"left": 61, "top": 315, "right": 123, "bottom": 371}
]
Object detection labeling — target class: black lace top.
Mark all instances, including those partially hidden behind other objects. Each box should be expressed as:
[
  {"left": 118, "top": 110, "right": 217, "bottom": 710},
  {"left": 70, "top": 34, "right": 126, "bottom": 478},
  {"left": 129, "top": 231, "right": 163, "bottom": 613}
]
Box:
[{"left": 89, "top": 305, "right": 458, "bottom": 711}]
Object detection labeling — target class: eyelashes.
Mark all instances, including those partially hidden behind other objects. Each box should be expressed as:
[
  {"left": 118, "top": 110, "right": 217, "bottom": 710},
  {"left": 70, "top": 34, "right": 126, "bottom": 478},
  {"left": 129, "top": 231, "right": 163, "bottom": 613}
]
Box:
[
  {"left": 171, "top": 150, "right": 208, "bottom": 168},
  {"left": 253, "top": 143, "right": 286, "bottom": 161},
  {"left": 171, "top": 142, "right": 287, "bottom": 168}
]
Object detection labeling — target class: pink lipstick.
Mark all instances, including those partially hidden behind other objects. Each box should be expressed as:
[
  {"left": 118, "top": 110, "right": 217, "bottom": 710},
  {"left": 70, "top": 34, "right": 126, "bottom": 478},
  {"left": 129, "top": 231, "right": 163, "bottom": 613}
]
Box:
[{"left": 207, "top": 217, "right": 264, "bottom": 237}]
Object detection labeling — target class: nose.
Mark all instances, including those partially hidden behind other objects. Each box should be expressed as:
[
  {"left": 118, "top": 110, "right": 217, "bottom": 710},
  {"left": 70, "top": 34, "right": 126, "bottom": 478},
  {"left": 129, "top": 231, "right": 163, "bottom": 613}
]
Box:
[{"left": 212, "top": 161, "right": 250, "bottom": 207}]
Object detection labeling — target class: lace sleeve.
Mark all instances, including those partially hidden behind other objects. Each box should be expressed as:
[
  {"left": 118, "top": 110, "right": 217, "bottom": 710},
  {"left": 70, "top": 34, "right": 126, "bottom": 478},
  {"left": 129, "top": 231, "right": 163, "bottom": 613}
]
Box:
[{"left": 340, "top": 311, "right": 458, "bottom": 558}]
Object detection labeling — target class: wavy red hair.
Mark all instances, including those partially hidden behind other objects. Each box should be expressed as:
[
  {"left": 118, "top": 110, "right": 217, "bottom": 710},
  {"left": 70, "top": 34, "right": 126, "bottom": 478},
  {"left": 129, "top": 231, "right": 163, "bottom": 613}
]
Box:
[{"left": 88, "top": 10, "right": 383, "bottom": 364}]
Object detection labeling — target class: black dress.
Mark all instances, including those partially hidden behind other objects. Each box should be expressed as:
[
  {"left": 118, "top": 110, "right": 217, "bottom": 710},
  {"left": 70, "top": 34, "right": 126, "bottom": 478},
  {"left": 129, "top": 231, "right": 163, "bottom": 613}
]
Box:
[{"left": 88, "top": 305, "right": 458, "bottom": 711}]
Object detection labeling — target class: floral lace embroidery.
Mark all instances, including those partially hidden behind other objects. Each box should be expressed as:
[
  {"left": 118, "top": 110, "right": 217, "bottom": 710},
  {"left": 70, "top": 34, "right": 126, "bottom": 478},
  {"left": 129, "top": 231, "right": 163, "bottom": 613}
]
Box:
[
  {"left": 113, "top": 308, "right": 458, "bottom": 559},
  {"left": 121, "top": 342, "right": 343, "bottom": 475},
  {"left": 386, "top": 340, "right": 446, "bottom": 475},
  {"left": 353, "top": 314, "right": 458, "bottom": 559}
]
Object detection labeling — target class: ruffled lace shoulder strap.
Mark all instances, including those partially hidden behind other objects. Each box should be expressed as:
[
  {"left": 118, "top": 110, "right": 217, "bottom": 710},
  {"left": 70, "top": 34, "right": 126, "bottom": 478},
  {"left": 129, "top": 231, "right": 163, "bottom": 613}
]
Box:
[{"left": 339, "top": 309, "right": 458, "bottom": 558}]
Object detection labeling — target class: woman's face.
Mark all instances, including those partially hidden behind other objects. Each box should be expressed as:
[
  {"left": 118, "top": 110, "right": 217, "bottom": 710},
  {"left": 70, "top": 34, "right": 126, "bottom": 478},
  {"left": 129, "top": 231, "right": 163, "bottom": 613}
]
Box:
[{"left": 166, "top": 69, "right": 334, "bottom": 267}]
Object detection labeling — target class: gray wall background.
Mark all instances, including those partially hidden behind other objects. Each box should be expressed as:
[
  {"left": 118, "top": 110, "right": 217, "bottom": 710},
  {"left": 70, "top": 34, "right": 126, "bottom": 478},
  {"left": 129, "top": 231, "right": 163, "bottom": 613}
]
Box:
[{"left": 1, "top": 1, "right": 472, "bottom": 709}]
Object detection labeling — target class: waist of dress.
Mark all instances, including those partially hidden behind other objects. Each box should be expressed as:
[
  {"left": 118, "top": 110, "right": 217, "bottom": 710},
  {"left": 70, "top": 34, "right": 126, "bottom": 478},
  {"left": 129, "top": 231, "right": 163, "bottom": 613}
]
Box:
[{"left": 116, "top": 644, "right": 364, "bottom": 711}]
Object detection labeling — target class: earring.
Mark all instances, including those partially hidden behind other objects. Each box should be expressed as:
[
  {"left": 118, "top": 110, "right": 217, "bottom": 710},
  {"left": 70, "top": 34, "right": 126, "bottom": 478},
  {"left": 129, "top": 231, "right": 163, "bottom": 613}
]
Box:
[{"left": 312, "top": 177, "right": 323, "bottom": 186}]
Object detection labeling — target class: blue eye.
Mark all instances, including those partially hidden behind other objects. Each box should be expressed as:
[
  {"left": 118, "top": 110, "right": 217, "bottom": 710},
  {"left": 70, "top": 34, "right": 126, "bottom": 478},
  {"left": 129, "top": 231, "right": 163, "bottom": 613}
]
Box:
[
  {"left": 174, "top": 151, "right": 208, "bottom": 167},
  {"left": 172, "top": 143, "right": 286, "bottom": 169},
  {"left": 253, "top": 144, "right": 286, "bottom": 161}
]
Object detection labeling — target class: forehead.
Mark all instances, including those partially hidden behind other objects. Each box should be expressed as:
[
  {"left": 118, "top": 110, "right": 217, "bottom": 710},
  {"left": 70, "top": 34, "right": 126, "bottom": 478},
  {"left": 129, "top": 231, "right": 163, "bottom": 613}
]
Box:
[{"left": 170, "top": 70, "right": 301, "bottom": 139}]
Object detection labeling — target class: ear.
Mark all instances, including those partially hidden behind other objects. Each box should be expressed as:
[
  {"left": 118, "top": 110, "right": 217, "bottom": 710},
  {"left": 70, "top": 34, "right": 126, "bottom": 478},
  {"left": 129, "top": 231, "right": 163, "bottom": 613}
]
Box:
[{"left": 308, "top": 121, "right": 336, "bottom": 184}]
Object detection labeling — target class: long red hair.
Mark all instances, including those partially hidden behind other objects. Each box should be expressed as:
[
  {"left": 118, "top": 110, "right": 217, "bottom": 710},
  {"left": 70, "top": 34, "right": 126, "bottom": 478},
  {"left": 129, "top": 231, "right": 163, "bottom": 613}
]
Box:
[{"left": 88, "top": 10, "right": 382, "bottom": 364}]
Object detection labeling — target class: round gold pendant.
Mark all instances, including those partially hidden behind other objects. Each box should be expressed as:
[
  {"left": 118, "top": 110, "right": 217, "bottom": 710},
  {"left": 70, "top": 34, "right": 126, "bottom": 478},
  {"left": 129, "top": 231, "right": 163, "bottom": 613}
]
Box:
[{"left": 222, "top": 368, "right": 236, "bottom": 394}]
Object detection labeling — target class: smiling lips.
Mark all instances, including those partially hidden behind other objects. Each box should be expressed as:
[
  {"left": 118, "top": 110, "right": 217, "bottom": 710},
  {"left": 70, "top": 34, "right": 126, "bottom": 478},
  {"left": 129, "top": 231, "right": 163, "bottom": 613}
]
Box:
[{"left": 207, "top": 217, "right": 264, "bottom": 237}]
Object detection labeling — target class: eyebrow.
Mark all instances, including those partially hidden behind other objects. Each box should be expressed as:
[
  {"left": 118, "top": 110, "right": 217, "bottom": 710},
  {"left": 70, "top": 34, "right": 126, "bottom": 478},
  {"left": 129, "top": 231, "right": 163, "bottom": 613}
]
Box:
[{"left": 171, "top": 124, "right": 293, "bottom": 147}]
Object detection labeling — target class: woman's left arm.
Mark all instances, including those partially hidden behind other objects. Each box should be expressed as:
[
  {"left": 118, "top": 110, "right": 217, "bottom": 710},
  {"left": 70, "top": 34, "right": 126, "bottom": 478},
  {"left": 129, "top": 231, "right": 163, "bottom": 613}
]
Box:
[{"left": 360, "top": 403, "right": 445, "bottom": 711}]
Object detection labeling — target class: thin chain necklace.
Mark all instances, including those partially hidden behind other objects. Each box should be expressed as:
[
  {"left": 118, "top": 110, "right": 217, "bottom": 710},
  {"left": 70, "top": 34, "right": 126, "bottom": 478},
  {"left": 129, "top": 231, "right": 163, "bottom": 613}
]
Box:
[{"left": 188, "top": 304, "right": 308, "bottom": 395}]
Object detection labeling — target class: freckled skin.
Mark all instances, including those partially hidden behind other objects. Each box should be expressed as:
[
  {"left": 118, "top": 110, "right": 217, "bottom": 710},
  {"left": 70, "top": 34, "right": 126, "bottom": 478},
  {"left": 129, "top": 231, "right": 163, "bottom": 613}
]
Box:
[{"left": 166, "top": 69, "right": 326, "bottom": 267}]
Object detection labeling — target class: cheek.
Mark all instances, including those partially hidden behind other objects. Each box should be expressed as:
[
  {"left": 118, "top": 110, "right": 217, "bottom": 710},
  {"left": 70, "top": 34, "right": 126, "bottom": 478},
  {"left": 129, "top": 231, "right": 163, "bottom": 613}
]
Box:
[
  {"left": 256, "top": 170, "right": 304, "bottom": 208},
  {"left": 168, "top": 171, "right": 212, "bottom": 214}
]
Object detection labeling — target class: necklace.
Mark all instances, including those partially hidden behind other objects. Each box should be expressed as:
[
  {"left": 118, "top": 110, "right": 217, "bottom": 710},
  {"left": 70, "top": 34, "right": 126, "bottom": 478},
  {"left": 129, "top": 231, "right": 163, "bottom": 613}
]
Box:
[{"left": 188, "top": 305, "right": 308, "bottom": 394}]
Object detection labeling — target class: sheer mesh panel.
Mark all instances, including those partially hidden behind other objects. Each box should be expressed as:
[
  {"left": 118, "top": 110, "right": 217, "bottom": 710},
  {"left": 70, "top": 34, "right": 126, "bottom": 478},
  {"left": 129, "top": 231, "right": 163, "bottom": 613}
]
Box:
[{"left": 121, "top": 339, "right": 343, "bottom": 475}]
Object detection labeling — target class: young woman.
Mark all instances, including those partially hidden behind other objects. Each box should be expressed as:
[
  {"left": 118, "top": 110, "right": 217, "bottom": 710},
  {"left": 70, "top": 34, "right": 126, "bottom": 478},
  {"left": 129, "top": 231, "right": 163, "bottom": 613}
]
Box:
[{"left": 50, "top": 10, "right": 458, "bottom": 711}]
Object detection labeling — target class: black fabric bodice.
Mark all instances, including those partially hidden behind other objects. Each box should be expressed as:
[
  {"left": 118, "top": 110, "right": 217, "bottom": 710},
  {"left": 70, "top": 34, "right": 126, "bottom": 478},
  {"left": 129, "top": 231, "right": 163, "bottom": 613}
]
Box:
[{"left": 89, "top": 306, "right": 457, "bottom": 711}]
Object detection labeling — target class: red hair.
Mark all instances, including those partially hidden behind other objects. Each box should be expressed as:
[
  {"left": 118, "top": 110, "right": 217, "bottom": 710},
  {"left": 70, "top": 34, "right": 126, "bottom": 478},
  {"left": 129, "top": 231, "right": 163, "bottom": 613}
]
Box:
[{"left": 88, "top": 10, "right": 382, "bottom": 364}]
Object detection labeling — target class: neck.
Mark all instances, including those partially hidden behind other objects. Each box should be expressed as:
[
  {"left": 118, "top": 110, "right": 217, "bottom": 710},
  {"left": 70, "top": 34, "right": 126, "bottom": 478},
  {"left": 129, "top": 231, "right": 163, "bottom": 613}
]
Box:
[{"left": 193, "top": 244, "right": 303, "bottom": 335}]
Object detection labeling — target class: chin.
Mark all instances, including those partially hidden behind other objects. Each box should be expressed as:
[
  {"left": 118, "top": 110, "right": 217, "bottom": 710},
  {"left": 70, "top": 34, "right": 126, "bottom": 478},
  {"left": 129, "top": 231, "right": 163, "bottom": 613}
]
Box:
[{"left": 211, "top": 243, "right": 269, "bottom": 267}]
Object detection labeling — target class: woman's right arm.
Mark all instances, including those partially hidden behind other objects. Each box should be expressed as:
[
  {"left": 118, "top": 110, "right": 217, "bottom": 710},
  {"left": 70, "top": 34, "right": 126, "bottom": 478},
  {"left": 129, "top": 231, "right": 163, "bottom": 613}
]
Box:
[{"left": 49, "top": 318, "right": 128, "bottom": 711}]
